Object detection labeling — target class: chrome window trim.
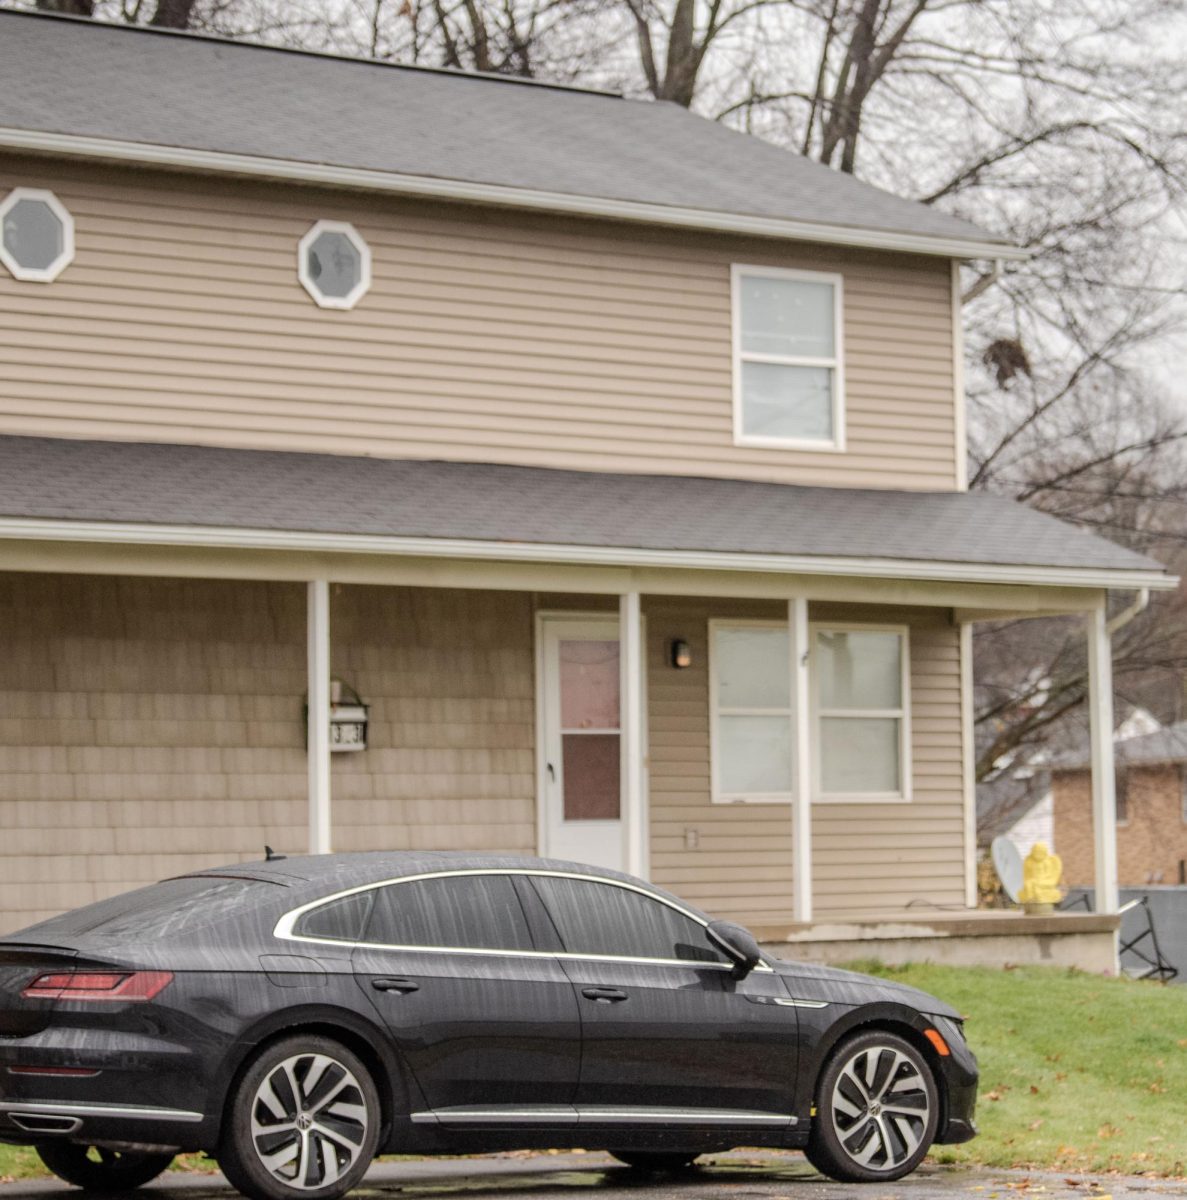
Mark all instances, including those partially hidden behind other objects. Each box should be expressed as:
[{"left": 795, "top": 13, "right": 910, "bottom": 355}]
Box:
[
  {"left": 0, "top": 1101, "right": 203, "bottom": 1124},
  {"left": 275, "top": 867, "right": 773, "bottom": 972}
]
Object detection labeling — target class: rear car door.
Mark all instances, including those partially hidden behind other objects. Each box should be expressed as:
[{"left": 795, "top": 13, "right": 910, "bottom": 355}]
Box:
[
  {"left": 349, "top": 872, "right": 581, "bottom": 1121},
  {"left": 528, "top": 874, "right": 799, "bottom": 1124}
]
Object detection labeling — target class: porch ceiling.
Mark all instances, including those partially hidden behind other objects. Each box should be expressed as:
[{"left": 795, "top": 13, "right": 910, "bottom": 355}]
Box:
[{"left": 0, "top": 435, "right": 1171, "bottom": 594}]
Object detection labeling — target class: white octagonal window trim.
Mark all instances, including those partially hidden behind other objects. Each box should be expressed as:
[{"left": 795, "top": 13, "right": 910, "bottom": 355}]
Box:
[
  {"left": 0, "top": 188, "right": 76, "bottom": 283},
  {"left": 297, "top": 220, "right": 372, "bottom": 310}
]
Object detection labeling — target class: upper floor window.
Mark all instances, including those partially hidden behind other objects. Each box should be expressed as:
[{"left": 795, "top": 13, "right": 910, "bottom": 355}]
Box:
[
  {"left": 298, "top": 219, "right": 371, "bottom": 310},
  {"left": 0, "top": 188, "right": 75, "bottom": 283},
  {"left": 731, "top": 265, "right": 844, "bottom": 451}
]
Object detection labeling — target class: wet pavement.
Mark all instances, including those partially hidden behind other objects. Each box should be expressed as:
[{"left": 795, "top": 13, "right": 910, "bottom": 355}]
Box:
[{"left": 2, "top": 1152, "right": 1186, "bottom": 1200}]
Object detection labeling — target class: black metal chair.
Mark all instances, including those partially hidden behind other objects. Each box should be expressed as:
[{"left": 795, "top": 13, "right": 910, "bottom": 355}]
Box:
[{"left": 1060, "top": 892, "right": 1179, "bottom": 983}]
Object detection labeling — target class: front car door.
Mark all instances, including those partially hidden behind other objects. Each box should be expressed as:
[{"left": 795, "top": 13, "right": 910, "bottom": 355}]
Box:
[
  {"left": 345, "top": 871, "right": 581, "bottom": 1122},
  {"left": 526, "top": 873, "right": 800, "bottom": 1128}
]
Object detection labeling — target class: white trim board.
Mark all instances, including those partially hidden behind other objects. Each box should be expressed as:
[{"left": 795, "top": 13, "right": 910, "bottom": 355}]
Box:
[
  {"left": 0, "top": 517, "right": 1172, "bottom": 592},
  {"left": 0, "top": 127, "right": 1030, "bottom": 262}
]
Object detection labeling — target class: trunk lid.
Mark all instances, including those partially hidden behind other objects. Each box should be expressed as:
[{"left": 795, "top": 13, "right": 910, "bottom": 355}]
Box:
[{"left": 0, "top": 944, "right": 79, "bottom": 1036}]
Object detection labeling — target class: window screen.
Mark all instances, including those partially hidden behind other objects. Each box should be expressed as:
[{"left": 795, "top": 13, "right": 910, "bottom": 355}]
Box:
[
  {"left": 531, "top": 876, "right": 722, "bottom": 964},
  {"left": 364, "top": 874, "right": 534, "bottom": 952},
  {"left": 295, "top": 891, "right": 375, "bottom": 942}
]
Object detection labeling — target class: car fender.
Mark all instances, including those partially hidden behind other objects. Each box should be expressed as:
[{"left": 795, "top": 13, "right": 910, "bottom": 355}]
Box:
[{"left": 208, "top": 1001, "right": 423, "bottom": 1142}]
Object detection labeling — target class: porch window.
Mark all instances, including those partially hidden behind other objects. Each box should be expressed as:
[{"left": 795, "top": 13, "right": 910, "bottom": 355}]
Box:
[
  {"left": 815, "top": 626, "right": 910, "bottom": 801},
  {"left": 731, "top": 264, "right": 844, "bottom": 450},
  {"left": 710, "top": 622, "right": 793, "bottom": 803}
]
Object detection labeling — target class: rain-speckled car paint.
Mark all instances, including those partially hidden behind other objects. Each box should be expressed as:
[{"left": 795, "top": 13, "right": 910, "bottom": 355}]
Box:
[{"left": 0, "top": 853, "right": 977, "bottom": 1158}]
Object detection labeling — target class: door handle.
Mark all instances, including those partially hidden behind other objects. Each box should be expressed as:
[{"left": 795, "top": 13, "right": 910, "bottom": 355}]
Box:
[
  {"left": 582, "top": 986, "right": 628, "bottom": 1003},
  {"left": 371, "top": 977, "right": 420, "bottom": 994}
]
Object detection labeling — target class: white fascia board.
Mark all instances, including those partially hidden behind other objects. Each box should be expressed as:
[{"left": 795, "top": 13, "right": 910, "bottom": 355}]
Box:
[
  {"left": 0, "top": 127, "right": 1030, "bottom": 263},
  {"left": 0, "top": 517, "right": 1172, "bottom": 592}
]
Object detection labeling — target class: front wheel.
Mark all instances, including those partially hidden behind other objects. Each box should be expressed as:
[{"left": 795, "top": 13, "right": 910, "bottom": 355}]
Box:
[
  {"left": 217, "top": 1034, "right": 381, "bottom": 1200},
  {"left": 610, "top": 1151, "right": 700, "bottom": 1171},
  {"left": 807, "top": 1030, "right": 938, "bottom": 1183},
  {"left": 36, "top": 1143, "right": 174, "bottom": 1191}
]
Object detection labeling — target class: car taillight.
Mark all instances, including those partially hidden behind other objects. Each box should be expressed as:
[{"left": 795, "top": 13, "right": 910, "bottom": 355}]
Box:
[{"left": 20, "top": 971, "right": 173, "bottom": 1002}]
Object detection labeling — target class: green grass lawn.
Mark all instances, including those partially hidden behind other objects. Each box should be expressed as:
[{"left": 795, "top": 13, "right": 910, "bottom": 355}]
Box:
[
  {"left": 2, "top": 964, "right": 1184, "bottom": 1181},
  {"left": 848, "top": 961, "right": 1187, "bottom": 1177}
]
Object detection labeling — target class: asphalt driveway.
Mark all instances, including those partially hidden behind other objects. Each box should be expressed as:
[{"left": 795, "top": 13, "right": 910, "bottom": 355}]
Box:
[{"left": 3, "top": 1152, "right": 1186, "bottom": 1200}]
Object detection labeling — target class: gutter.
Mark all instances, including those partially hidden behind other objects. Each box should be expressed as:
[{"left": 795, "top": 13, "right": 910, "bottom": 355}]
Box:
[
  {"left": 1106, "top": 587, "right": 1150, "bottom": 635},
  {"left": 0, "top": 517, "right": 1172, "bottom": 592},
  {"left": 0, "top": 127, "right": 1031, "bottom": 263}
]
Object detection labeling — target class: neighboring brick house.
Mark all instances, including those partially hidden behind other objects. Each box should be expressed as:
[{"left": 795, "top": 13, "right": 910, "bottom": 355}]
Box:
[{"left": 1052, "top": 723, "right": 1187, "bottom": 887}]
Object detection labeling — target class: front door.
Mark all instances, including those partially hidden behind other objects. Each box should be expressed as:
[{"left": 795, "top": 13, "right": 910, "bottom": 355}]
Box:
[{"left": 539, "top": 618, "right": 624, "bottom": 871}]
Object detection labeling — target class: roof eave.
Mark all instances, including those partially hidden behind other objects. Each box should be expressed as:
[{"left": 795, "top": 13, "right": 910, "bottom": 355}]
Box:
[
  {"left": 0, "top": 126, "right": 1030, "bottom": 261},
  {"left": 0, "top": 516, "right": 1168, "bottom": 591}
]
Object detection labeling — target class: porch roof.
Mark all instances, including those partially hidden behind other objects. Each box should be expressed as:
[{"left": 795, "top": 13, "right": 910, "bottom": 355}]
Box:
[{"left": 0, "top": 436, "right": 1168, "bottom": 591}]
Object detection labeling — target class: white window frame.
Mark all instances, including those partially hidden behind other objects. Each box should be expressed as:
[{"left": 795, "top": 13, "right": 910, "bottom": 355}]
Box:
[
  {"left": 812, "top": 622, "right": 912, "bottom": 804},
  {"left": 0, "top": 187, "right": 75, "bottom": 283},
  {"left": 297, "top": 219, "right": 372, "bottom": 310},
  {"left": 730, "top": 263, "right": 846, "bottom": 452},
  {"left": 709, "top": 619, "right": 794, "bottom": 805}
]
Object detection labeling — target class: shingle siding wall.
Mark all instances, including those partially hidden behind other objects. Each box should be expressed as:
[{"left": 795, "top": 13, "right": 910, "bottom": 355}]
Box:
[{"left": 0, "top": 157, "right": 960, "bottom": 491}]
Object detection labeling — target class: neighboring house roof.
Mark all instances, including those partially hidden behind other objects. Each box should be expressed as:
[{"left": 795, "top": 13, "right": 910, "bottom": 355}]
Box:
[
  {"left": 0, "top": 10, "right": 1021, "bottom": 260},
  {"left": 0, "top": 436, "right": 1169, "bottom": 588},
  {"left": 1054, "top": 722, "right": 1187, "bottom": 772}
]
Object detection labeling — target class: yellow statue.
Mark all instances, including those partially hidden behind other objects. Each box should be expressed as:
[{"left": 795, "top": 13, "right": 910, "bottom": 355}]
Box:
[{"left": 1018, "top": 842, "right": 1063, "bottom": 910}]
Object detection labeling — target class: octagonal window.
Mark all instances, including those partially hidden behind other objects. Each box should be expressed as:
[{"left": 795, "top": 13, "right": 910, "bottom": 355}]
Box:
[
  {"left": 0, "top": 188, "right": 75, "bottom": 283},
  {"left": 297, "top": 220, "right": 371, "bottom": 310}
]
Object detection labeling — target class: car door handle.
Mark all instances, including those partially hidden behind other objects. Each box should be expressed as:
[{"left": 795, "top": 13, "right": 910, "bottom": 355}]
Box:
[
  {"left": 582, "top": 986, "right": 628, "bottom": 1003},
  {"left": 371, "top": 977, "right": 420, "bottom": 994}
]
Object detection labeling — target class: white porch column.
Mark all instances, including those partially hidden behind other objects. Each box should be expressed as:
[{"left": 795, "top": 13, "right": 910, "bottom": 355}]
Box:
[
  {"left": 1086, "top": 603, "right": 1119, "bottom": 914},
  {"left": 307, "top": 579, "right": 332, "bottom": 855},
  {"left": 619, "top": 590, "right": 648, "bottom": 878},
  {"left": 790, "top": 598, "right": 813, "bottom": 923}
]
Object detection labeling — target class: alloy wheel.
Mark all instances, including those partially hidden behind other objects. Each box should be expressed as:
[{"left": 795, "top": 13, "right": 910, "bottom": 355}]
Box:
[
  {"left": 829, "top": 1043, "right": 932, "bottom": 1172},
  {"left": 249, "top": 1052, "right": 370, "bottom": 1190}
]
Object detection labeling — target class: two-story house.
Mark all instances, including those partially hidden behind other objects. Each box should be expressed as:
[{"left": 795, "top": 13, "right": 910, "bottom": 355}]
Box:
[{"left": 0, "top": 11, "right": 1170, "bottom": 963}]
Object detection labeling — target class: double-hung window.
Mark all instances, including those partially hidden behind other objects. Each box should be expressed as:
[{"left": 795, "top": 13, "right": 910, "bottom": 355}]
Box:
[
  {"left": 815, "top": 626, "right": 910, "bottom": 801},
  {"left": 710, "top": 620, "right": 910, "bottom": 804},
  {"left": 732, "top": 264, "right": 844, "bottom": 450}
]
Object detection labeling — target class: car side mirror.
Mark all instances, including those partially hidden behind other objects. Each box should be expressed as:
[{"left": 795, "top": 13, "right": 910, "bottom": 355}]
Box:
[{"left": 706, "top": 920, "right": 763, "bottom": 979}]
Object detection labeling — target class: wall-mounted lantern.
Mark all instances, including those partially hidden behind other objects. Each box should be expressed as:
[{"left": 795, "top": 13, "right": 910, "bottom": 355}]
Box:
[
  {"left": 305, "top": 678, "right": 370, "bottom": 753},
  {"left": 669, "top": 639, "right": 692, "bottom": 669}
]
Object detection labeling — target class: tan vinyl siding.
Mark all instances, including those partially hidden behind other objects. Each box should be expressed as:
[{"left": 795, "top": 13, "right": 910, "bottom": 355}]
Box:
[
  {"left": 0, "top": 157, "right": 959, "bottom": 490},
  {"left": 645, "top": 599, "right": 965, "bottom": 925},
  {"left": 0, "top": 576, "right": 536, "bottom": 933}
]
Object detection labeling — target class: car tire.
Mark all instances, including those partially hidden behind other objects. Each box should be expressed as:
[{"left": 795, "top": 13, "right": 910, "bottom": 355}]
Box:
[
  {"left": 610, "top": 1151, "right": 700, "bottom": 1171},
  {"left": 806, "top": 1029, "right": 938, "bottom": 1183},
  {"left": 218, "top": 1034, "right": 381, "bottom": 1200},
  {"left": 36, "top": 1143, "right": 174, "bottom": 1191}
]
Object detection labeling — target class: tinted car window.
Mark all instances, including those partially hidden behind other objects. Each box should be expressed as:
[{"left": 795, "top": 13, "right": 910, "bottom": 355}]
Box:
[
  {"left": 364, "top": 874, "right": 534, "bottom": 952},
  {"left": 17, "top": 876, "right": 269, "bottom": 940},
  {"left": 295, "top": 891, "right": 375, "bottom": 942},
  {"left": 531, "top": 876, "right": 723, "bottom": 963}
]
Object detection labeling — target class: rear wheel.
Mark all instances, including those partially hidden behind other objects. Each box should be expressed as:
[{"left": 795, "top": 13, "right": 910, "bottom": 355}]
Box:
[
  {"left": 36, "top": 1143, "right": 174, "bottom": 1192},
  {"left": 806, "top": 1030, "right": 938, "bottom": 1183},
  {"left": 610, "top": 1151, "right": 700, "bottom": 1171},
  {"left": 217, "top": 1034, "right": 380, "bottom": 1200}
]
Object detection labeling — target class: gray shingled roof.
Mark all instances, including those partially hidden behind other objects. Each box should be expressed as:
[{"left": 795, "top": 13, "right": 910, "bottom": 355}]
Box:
[
  {"left": 0, "top": 436, "right": 1164, "bottom": 580},
  {"left": 0, "top": 10, "right": 1011, "bottom": 253},
  {"left": 1055, "top": 722, "right": 1187, "bottom": 771}
]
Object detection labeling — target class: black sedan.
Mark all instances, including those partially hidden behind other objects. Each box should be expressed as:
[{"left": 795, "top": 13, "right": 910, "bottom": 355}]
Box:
[{"left": 0, "top": 854, "right": 977, "bottom": 1198}]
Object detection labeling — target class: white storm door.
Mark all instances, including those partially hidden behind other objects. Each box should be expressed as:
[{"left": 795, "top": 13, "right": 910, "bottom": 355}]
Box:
[{"left": 539, "top": 618, "right": 624, "bottom": 872}]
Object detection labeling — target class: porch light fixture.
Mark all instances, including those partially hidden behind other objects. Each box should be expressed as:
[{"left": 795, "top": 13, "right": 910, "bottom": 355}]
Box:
[
  {"left": 304, "top": 678, "right": 370, "bottom": 753},
  {"left": 669, "top": 639, "right": 692, "bottom": 669}
]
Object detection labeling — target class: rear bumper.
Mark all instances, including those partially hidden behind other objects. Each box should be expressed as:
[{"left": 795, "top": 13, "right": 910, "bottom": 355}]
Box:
[{"left": 0, "top": 1099, "right": 202, "bottom": 1148}]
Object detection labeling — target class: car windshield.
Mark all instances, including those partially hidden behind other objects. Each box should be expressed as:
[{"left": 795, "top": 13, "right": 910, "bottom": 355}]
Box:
[{"left": 15, "top": 876, "right": 270, "bottom": 941}]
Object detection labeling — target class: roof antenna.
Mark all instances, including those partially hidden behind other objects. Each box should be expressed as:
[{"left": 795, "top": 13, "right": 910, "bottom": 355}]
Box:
[{"left": 265, "top": 845, "right": 286, "bottom": 862}]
